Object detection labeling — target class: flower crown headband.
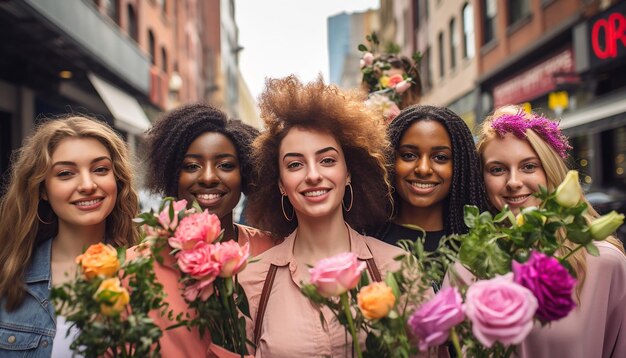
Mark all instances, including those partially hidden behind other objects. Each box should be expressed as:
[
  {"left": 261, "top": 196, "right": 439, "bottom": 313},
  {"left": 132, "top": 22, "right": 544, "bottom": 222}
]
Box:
[{"left": 491, "top": 110, "right": 572, "bottom": 158}]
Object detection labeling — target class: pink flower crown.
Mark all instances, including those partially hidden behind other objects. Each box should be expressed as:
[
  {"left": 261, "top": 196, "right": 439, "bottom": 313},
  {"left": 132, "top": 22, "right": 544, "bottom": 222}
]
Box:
[{"left": 491, "top": 111, "right": 572, "bottom": 158}]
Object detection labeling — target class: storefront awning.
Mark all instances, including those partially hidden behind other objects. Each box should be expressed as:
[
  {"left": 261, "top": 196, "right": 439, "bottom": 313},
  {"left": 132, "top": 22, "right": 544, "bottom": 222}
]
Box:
[
  {"left": 560, "top": 90, "right": 626, "bottom": 130},
  {"left": 88, "top": 73, "right": 151, "bottom": 135}
]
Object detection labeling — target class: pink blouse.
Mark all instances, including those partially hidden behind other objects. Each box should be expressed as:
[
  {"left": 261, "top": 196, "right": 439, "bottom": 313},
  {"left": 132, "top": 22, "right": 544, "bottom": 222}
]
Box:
[
  {"left": 239, "top": 225, "right": 407, "bottom": 358},
  {"left": 126, "top": 224, "right": 276, "bottom": 357}
]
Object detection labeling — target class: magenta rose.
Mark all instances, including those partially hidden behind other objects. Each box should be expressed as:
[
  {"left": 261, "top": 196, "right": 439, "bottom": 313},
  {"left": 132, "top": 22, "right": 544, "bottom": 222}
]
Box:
[
  {"left": 309, "top": 252, "right": 366, "bottom": 297},
  {"left": 212, "top": 241, "right": 250, "bottom": 278},
  {"left": 177, "top": 242, "right": 221, "bottom": 282},
  {"left": 157, "top": 199, "right": 188, "bottom": 230},
  {"left": 464, "top": 273, "right": 538, "bottom": 347},
  {"left": 513, "top": 251, "right": 577, "bottom": 322},
  {"left": 168, "top": 210, "right": 221, "bottom": 250},
  {"left": 408, "top": 287, "right": 465, "bottom": 351}
]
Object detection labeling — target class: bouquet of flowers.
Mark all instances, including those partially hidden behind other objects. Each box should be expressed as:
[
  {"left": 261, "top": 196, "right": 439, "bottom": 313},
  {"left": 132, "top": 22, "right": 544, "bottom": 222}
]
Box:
[
  {"left": 358, "top": 32, "right": 421, "bottom": 122},
  {"left": 51, "top": 243, "right": 167, "bottom": 357},
  {"left": 134, "top": 198, "right": 251, "bottom": 356},
  {"left": 301, "top": 170, "right": 624, "bottom": 357}
]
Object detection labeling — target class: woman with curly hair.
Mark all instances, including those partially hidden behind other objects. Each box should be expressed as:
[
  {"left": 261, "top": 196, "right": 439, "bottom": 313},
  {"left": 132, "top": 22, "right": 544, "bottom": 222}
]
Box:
[
  {"left": 0, "top": 116, "right": 138, "bottom": 357},
  {"left": 133, "top": 103, "right": 276, "bottom": 356},
  {"left": 376, "top": 105, "right": 488, "bottom": 254},
  {"left": 239, "top": 76, "right": 408, "bottom": 357}
]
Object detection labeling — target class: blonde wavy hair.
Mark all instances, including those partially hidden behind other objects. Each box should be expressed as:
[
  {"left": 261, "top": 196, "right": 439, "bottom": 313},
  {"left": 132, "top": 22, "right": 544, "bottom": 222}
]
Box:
[
  {"left": 0, "top": 116, "right": 139, "bottom": 310},
  {"left": 477, "top": 105, "right": 625, "bottom": 299}
]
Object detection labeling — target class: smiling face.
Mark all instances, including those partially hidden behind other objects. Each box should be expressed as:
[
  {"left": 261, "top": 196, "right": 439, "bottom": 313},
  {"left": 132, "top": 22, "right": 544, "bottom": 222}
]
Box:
[
  {"left": 394, "top": 120, "right": 453, "bottom": 213},
  {"left": 43, "top": 137, "right": 117, "bottom": 232},
  {"left": 278, "top": 127, "right": 350, "bottom": 222},
  {"left": 177, "top": 132, "right": 242, "bottom": 219},
  {"left": 482, "top": 133, "right": 547, "bottom": 214}
]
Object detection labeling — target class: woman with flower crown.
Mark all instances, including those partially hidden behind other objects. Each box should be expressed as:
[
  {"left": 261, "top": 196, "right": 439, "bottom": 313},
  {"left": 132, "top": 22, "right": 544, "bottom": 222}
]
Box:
[
  {"left": 0, "top": 116, "right": 139, "bottom": 357},
  {"left": 127, "top": 103, "right": 277, "bottom": 357},
  {"left": 375, "top": 105, "right": 488, "bottom": 270},
  {"left": 473, "top": 105, "right": 626, "bottom": 357},
  {"left": 238, "top": 76, "right": 411, "bottom": 357}
]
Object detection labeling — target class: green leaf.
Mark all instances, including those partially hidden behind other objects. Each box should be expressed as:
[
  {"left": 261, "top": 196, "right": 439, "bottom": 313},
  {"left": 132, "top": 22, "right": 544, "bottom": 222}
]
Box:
[
  {"left": 358, "top": 44, "right": 369, "bottom": 52},
  {"left": 585, "top": 242, "right": 600, "bottom": 256}
]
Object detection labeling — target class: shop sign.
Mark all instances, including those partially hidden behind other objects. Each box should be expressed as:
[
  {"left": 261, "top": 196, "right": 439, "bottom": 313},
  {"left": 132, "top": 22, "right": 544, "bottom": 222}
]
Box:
[
  {"left": 493, "top": 49, "right": 574, "bottom": 107},
  {"left": 588, "top": 1, "right": 626, "bottom": 68}
]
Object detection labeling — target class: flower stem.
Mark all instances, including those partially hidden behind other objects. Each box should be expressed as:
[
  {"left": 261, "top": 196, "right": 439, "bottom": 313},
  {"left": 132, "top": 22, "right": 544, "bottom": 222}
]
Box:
[
  {"left": 559, "top": 243, "right": 584, "bottom": 262},
  {"left": 450, "top": 327, "right": 462, "bottom": 357},
  {"left": 340, "top": 293, "right": 362, "bottom": 358}
]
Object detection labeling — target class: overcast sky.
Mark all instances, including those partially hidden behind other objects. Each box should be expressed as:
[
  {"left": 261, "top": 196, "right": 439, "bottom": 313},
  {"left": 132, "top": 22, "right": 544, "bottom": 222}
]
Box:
[{"left": 235, "top": 0, "right": 379, "bottom": 99}]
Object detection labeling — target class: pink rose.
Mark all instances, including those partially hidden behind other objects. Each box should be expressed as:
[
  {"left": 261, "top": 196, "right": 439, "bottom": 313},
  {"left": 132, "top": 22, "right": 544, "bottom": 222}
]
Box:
[
  {"left": 212, "top": 241, "right": 250, "bottom": 277},
  {"left": 168, "top": 210, "right": 221, "bottom": 250},
  {"left": 394, "top": 80, "right": 412, "bottom": 94},
  {"left": 513, "top": 251, "right": 577, "bottom": 322},
  {"left": 183, "top": 279, "right": 215, "bottom": 301},
  {"left": 309, "top": 252, "right": 366, "bottom": 297},
  {"left": 177, "top": 242, "right": 221, "bottom": 281},
  {"left": 388, "top": 74, "right": 404, "bottom": 88},
  {"left": 157, "top": 199, "right": 188, "bottom": 230},
  {"left": 464, "top": 273, "right": 538, "bottom": 347},
  {"left": 408, "top": 287, "right": 465, "bottom": 351},
  {"left": 362, "top": 52, "right": 374, "bottom": 66}
]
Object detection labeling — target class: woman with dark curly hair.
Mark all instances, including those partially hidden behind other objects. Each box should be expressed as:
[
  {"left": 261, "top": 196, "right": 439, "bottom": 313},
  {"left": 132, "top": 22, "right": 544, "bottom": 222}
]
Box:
[
  {"left": 239, "top": 76, "right": 409, "bottom": 357},
  {"left": 131, "top": 103, "right": 276, "bottom": 357},
  {"left": 375, "top": 104, "right": 488, "bottom": 253}
]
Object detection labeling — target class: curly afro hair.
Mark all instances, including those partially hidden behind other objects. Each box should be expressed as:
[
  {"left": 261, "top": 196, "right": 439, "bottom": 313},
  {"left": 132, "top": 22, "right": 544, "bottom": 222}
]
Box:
[
  {"left": 386, "top": 104, "right": 489, "bottom": 236},
  {"left": 146, "top": 103, "right": 259, "bottom": 197},
  {"left": 246, "top": 75, "right": 392, "bottom": 238}
]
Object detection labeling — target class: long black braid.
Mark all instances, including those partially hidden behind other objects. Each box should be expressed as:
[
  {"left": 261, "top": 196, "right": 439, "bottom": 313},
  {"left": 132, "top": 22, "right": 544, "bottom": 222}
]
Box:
[
  {"left": 386, "top": 104, "right": 489, "bottom": 235},
  {"left": 146, "top": 103, "right": 259, "bottom": 197}
]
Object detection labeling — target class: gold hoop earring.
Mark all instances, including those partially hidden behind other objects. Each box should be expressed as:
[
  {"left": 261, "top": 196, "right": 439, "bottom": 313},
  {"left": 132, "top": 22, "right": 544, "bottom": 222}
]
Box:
[
  {"left": 281, "top": 195, "right": 294, "bottom": 221},
  {"left": 342, "top": 183, "right": 353, "bottom": 212},
  {"left": 36, "top": 211, "right": 53, "bottom": 225}
]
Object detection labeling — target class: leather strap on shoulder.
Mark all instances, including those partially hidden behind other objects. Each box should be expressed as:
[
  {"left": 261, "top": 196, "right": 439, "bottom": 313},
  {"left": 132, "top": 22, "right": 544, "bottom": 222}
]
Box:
[
  {"left": 254, "top": 263, "right": 278, "bottom": 348},
  {"left": 364, "top": 258, "right": 382, "bottom": 282}
]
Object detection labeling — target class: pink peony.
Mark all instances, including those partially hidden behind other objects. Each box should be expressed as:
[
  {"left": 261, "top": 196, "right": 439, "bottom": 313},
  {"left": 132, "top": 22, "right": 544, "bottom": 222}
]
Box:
[
  {"left": 168, "top": 210, "right": 221, "bottom": 250},
  {"left": 513, "top": 251, "right": 577, "bottom": 322},
  {"left": 212, "top": 241, "right": 250, "bottom": 278},
  {"left": 388, "top": 74, "right": 404, "bottom": 88},
  {"left": 394, "top": 80, "right": 412, "bottom": 94},
  {"left": 157, "top": 199, "right": 188, "bottom": 230},
  {"left": 176, "top": 242, "right": 221, "bottom": 281},
  {"left": 309, "top": 252, "right": 366, "bottom": 298},
  {"left": 183, "top": 279, "right": 215, "bottom": 302},
  {"left": 408, "top": 287, "right": 465, "bottom": 351},
  {"left": 464, "top": 273, "right": 538, "bottom": 347},
  {"left": 362, "top": 52, "right": 374, "bottom": 66}
]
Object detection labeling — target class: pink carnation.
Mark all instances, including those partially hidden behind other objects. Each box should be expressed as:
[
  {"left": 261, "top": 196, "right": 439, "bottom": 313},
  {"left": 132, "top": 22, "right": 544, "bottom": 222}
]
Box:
[
  {"left": 309, "top": 252, "right": 366, "bottom": 297},
  {"left": 168, "top": 210, "right": 221, "bottom": 250},
  {"left": 157, "top": 199, "right": 188, "bottom": 230},
  {"left": 464, "top": 273, "right": 538, "bottom": 347},
  {"left": 212, "top": 241, "right": 250, "bottom": 278},
  {"left": 176, "top": 242, "right": 221, "bottom": 281},
  {"left": 408, "top": 287, "right": 465, "bottom": 351}
]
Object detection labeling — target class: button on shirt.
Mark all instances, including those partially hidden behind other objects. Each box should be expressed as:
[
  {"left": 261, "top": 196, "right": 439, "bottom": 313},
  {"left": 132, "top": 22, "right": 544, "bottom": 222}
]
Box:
[{"left": 239, "top": 225, "right": 406, "bottom": 358}]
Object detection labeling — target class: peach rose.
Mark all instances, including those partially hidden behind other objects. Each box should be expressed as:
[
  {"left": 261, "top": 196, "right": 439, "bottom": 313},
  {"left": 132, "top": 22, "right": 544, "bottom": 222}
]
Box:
[
  {"left": 357, "top": 282, "right": 396, "bottom": 320},
  {"left": 75, "top": 243, "right": 120, "bottom": 280},
  {"left": 388, "top": 74, "right": 404, "bottom": 88},
  {"left": 94, "top": 277, "right": 130, "bottom": 316}
]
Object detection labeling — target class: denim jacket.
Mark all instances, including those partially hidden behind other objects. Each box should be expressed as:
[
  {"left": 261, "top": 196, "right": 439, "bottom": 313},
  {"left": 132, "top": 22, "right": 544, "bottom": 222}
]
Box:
[{"left": 0, "top": 238, "right": 56, "bottom": 357}]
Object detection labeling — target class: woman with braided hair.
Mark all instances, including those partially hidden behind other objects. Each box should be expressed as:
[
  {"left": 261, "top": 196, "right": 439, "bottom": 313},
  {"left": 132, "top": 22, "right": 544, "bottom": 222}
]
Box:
[{"left": 375, "top": 104, "right": 488, "bottom": 253}]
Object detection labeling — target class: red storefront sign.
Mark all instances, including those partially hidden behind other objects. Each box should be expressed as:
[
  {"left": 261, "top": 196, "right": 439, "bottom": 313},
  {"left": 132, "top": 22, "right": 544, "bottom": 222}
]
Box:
[
  {"left": 588, "top": 1, "right": 626, "bottom": 68},
  {"left": 493, "top": 48, "right": 575, "bottom": 107}
]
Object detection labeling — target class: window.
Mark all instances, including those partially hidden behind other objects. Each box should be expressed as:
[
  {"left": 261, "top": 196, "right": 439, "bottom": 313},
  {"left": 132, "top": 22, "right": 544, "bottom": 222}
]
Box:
[
  {"left": 421, "top": 47, "right": 432, "bottom": 91},
  {"left": 449, "top": 18, "right": 458, "bottom": 70},
  {"left": 161, "top": 47, "right": 168, "bottom": 72},
  {"left": 413, "top": 0, "right": 420, "bottom": 30},
  {"left": 148, "top": 30, "right": 156, "bottom": 65},
  {"left": 127, "top": 4, "right": 138, "bottom": 42},
  {"left": 462, "top": 3, "right": 475, "bottom": 58},
  {"left": 508, "top": 0, "right": 530, "bottom": 25},
  {"left": 483, "top": 0, "right": 496, "bottom": 44},
  {"left": 438, "top": 32, "right": 445, "bottom": 78}
]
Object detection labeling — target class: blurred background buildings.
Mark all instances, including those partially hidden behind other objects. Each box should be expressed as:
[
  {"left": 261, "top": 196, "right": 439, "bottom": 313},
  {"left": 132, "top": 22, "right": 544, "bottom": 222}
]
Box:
[{"left": 329, "top": 0, "right": 626, "bottom": 207}]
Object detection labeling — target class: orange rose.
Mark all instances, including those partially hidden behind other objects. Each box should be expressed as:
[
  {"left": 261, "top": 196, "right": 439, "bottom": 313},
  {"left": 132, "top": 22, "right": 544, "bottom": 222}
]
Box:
[
  {"left": 94, "top": 277, "right": 130, "bottom": 316},
  {"left": 357, "top": 282, "right": 396, "bottom": 320},
  {"left": 75, "top": 243, "right": 120, "bottom": 280}
]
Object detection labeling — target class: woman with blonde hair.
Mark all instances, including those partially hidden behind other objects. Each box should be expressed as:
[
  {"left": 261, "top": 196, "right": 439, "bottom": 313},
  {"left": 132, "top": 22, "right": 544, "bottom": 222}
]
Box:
[
  {"left": 240, "top": 76, "right": 409, "bottom": 357},
  {"left": 476, "top": 105, "right": 626, "bottom": 357},
  {"left": 0, "top": 116, "right": 138, "bottom": 357}
]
